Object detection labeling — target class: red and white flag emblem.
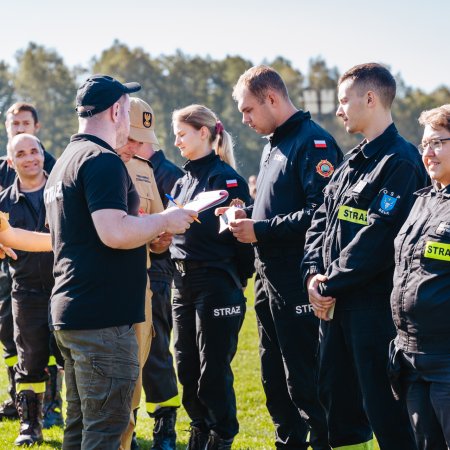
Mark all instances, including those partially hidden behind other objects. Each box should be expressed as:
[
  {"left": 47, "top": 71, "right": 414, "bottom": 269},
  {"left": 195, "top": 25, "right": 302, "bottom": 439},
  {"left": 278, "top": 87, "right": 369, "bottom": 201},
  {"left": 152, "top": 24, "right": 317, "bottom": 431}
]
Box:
[
  {"left": 314, "top": 140, "right": 327, "bottom": 148},
  {"left": 226, "top": 179, "right": 238, "bottom": 188}
]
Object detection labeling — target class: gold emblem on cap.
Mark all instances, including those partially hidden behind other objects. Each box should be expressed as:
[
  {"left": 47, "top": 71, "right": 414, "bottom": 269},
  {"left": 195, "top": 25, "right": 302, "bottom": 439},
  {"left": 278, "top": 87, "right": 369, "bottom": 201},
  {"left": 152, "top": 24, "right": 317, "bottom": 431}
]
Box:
[
  {"left": 230, "top": 198, "right": 245, "bottom": 208},
  {"left": 143, "top": 112, "right": 152, "bottom": 128}
]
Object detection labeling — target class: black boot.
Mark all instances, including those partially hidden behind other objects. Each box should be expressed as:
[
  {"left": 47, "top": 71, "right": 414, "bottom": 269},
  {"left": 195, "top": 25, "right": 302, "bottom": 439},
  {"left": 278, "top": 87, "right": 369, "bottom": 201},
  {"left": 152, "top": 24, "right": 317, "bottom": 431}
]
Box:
[
  {"left": 151, "top": 407, "right": 177, "bottom": 450},
  {"left": 131, "top": 408, "right": 140, "bottom": 450},
  {"left": 186, "top": 425, "right": 209, "bottom": 450},
  {"left": 15, "top": 390, "right": 44, "bottom": 446},
  {"left": 205, "top": 431, "right": 233, "bottom": 450},
  {"left": 0, "top": 365, "right": 18, "bottom": 420},
  {"left": 43, "top": 365, "right": 64, "bottom": 428}
]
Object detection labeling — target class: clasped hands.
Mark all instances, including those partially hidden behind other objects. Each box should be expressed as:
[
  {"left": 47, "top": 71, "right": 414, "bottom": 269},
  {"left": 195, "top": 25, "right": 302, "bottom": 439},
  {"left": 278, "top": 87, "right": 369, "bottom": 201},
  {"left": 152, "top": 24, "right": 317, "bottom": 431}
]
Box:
[{"left": 306, "top": 274, "right": 335, "bottom": 321}]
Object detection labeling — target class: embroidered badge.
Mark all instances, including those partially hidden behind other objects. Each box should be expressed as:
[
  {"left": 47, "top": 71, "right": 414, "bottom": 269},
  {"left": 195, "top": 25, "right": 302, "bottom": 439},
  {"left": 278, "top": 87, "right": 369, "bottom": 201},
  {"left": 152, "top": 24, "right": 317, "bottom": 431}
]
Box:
[
  {"left": 143, "top": 112, "right": 152, "bottom": 128},
  {"left": 230, "top": 198, "right": 245, "bottom": 208},
  {"left": 226, "top": 179, "right": 238, "bottom": 188},
  {"left": 314, "top": 140, "right": 327, "bottom": 148},
  {"left": 380, "top": 194, "right": 397, "bottom": 212},
  {"left": 316, "top": 160, "right": 334, "bottom": 178}
]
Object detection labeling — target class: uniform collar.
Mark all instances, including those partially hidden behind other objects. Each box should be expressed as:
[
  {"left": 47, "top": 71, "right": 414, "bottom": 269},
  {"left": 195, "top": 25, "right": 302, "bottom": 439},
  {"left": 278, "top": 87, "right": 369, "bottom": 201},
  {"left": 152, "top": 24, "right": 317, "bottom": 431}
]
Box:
[
  {"left": 360, "top": 123, "right": 398, "bottom": 159},
  {"left": 346, "top": 123, "right": 399, "bottom": 161},
  {"left": 11, "top": 173, "right": 48, "bottom": 204},
  {"left": 270, "top": 110, "right": 311, "bottom": 147},
  {"left": 416, "top": 184, "right": 450, "bottom": 199},
  {"left": 183, "top": 151, "right": 217, "bottom": 175}
]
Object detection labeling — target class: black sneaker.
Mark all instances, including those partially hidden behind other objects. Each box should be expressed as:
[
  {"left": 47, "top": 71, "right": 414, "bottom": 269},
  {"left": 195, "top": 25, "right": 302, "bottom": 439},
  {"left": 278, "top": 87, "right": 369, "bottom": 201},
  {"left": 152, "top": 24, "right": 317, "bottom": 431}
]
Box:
[
  {"left": 205, "top": 431, "right": 233, "bottom": 450},
  {"left": 152, "top": 408, "right": 177, "bottom": 450},
  {"left": 186, "top": 426, "right": 209, "bottom": 450}
]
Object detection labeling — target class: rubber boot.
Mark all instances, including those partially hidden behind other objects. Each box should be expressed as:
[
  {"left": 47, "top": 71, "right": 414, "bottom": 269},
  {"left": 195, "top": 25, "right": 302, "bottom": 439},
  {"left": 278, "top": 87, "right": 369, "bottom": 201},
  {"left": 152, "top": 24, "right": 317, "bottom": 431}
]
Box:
[
  {"left": 186, "top": 425, "right": 209, "bottom": 450},
  {"left": 0, "top": 365, "right": 18, "bottom": 420},
  {"left": 205, "top": 431, "right": 233, "bottom": 450},
  {"left": 151, "top": 407, "right": 177, "bottom": 450},
  {"left": 43, "top": 365, "right": 64, "bottom": 428},
  {"left": 14, "top": 390, "right": 44, "bottom": 446}
]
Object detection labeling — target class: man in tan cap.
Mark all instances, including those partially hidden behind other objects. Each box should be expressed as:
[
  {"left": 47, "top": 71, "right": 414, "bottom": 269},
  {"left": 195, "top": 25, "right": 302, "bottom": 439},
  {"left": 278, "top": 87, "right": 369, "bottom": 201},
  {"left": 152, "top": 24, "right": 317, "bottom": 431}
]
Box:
[
  {"left": 124, "top": 97, "right": 184, "bottom": 450},
  {"left": 117, "top": 97, "right": 177, "bottom": 450}
]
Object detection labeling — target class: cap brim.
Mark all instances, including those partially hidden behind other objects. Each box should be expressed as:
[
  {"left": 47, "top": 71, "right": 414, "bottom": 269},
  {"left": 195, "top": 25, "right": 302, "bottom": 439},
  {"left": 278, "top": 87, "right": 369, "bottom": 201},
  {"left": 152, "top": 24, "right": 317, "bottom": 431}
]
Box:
[
  {"left": 123, "top": 82, "right": 141, "bottom": 94},
  {"left": 129, "top": 126, "right": 160, "bottom": 145}
]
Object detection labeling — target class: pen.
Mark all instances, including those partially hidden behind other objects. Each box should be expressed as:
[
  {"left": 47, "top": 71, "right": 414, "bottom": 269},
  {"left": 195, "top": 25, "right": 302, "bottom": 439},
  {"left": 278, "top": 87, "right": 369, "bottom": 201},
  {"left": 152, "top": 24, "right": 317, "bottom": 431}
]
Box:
[{"left": 165, "top": 194, "right": 201, "bottom": 224}]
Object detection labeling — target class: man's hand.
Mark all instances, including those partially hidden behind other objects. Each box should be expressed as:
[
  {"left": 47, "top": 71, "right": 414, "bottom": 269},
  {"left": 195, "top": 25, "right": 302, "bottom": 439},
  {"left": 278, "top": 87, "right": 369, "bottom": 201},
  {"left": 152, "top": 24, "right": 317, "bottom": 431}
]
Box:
[
  {"left": 307, "top": 274, "right": 336, "bottom": 321},
  {"left": 215, "top": 207, "right": 247, "bottom": 220},
  {"left": 150, "top": 232, "right": 173, "bottom": 254},
  {"left": 229, "top": 219, "right": 257, "bottom": 243},
  {"left": 161, "top": 207, "right": 197, "bottom": 234},
  {"left": 0, "top": 243, "right": 17, "bottom": 260}
]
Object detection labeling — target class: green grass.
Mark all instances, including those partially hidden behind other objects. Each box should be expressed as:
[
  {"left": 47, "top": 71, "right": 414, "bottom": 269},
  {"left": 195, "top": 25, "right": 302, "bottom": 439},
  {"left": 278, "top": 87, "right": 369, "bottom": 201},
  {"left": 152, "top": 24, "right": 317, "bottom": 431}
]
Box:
[{"left": 0, "top": 279, "right": 380, "bottom": 449}]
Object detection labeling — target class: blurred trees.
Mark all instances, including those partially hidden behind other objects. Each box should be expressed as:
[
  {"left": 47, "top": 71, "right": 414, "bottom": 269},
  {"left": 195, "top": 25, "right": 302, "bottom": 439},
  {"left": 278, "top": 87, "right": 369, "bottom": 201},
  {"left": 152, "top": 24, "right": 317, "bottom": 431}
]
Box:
[{"left": 1, "top": 41, "right": 449, "bottom": 178}]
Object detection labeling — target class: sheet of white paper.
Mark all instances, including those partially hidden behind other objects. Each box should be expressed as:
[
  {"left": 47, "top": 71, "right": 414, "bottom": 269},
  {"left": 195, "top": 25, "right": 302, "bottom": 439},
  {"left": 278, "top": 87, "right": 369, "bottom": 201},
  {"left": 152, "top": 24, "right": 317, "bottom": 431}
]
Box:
[{"left": 219, "top": 206, "right": 239, "bottom": 233}]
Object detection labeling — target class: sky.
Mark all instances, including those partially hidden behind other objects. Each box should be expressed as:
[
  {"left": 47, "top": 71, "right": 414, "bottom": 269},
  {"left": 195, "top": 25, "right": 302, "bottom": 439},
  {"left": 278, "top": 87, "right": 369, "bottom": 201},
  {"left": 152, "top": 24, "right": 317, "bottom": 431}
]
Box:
[{"left": 1, "top": 0, "right": 448, "bottom": 93}]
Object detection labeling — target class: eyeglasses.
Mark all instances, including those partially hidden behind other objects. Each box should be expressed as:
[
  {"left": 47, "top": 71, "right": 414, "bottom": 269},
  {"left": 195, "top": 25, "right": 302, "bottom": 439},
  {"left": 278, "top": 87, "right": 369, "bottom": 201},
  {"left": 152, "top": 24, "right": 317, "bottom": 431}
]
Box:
[{"left": 418, "top": 138, "right": 450, "bottom": 154}]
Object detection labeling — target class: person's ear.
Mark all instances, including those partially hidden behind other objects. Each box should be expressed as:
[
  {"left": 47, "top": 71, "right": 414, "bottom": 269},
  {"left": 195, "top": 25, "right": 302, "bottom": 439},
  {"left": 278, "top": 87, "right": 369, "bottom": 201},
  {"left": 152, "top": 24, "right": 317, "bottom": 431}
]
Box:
[
  {"left": 111, "top": 103, "right": 120, "bottom": 122},
  {"left": 267, "top": 90, "right": 277, "bottom": 107},
  {"left": 366, "top": 91, "right": 376, "bottom": 108},
  {"left": 200, "top": 126, "right": 209, "bottom": 140},
  {"left": 34, "top": 121, "right": 41, "bottom": 133}
]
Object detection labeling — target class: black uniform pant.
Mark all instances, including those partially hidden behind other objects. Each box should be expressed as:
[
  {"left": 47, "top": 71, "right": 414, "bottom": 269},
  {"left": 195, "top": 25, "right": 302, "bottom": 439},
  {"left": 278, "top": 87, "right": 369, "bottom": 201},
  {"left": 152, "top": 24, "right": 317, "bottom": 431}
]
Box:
[
  {"left": 319, "top": 308, "right": 416, "bottom": 450},
  {"left": 172, "top": 267, "right": 245, "bottom": 440},
  {"left": 254, "top": 256, "right": 329, "bottom": 450},
  {"left": 399, "top": 350, "right": 450, "bottom": 450},
  {"left": 142, "top": 276, "right": 179, "bottom": 412},
  {"left": 0, "top": 260, "right": 16, "bottom": 362},
  {"left": 12, "top": 289, "right": 62, "bottom": 387}
]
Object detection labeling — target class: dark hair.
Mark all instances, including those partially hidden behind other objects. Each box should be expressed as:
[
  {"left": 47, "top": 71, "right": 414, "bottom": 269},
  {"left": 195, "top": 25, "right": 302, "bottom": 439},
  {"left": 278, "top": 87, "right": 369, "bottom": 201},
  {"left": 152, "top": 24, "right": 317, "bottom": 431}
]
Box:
[
  {"left": 232, "top": 65, "right": 289, "bottom": 103},
  {"left": 6, "top": 102, "right": 39, "bottom": 124},
  {"left": 338, "top": 63, "right": 396, "bottom": 108},
  {"left": 419, "top": 104, "right": 450, "bottom": 132}
]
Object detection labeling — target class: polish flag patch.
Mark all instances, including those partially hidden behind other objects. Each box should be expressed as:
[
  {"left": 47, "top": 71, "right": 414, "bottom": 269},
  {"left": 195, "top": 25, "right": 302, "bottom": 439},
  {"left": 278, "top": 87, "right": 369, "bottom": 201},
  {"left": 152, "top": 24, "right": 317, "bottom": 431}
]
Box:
[
  {"left": 314, "top": 140, "right": 327, "bottom": 148},
  {"left": 226, "top": 179, "right": 238, "bottom": 188}
]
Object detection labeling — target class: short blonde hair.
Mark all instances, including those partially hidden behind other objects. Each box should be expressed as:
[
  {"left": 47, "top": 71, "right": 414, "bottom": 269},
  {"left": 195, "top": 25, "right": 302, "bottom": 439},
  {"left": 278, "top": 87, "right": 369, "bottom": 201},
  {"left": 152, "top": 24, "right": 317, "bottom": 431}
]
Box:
[{"left": 418, "top": 104, "right": 450, "bottom": 132}]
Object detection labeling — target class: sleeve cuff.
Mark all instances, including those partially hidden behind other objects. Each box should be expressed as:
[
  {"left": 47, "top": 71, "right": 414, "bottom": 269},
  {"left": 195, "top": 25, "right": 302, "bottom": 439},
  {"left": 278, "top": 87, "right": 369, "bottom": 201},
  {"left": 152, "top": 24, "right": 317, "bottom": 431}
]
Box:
[{"left": 253, "top": 220, "right": 270, "bottom": 243}]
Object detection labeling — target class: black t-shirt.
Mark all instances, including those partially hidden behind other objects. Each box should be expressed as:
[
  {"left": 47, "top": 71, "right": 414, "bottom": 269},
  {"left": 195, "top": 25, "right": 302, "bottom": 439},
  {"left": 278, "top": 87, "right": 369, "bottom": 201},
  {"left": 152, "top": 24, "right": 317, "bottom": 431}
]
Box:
[
  {"left": 24, "top": 186, "right": 45, "bottom": 215},
  {"left": 44, "top": 134, "right": 146, "bottom": 330}
]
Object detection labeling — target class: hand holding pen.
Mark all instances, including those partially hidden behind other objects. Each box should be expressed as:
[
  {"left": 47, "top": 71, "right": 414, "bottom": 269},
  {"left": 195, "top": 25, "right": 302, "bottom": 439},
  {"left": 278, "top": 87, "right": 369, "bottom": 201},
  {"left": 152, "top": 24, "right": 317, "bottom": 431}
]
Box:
[{"left": 165, "top": 194, "right": 201, "bottom": 224}]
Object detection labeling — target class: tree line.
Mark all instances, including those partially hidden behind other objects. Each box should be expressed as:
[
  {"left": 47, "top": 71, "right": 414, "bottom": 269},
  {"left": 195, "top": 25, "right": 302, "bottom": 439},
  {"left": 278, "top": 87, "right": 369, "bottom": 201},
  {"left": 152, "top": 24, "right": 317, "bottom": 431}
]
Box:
[{"left": 1, "top": 41, "right": 449, "bottom": 179}]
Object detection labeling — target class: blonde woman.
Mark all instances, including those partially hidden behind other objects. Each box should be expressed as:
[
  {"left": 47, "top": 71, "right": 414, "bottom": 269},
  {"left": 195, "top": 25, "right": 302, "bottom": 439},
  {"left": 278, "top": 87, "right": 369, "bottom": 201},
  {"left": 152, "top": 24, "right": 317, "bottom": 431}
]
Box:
[{"left": 170, "top": 105, "right": 254, "bottom": 450}]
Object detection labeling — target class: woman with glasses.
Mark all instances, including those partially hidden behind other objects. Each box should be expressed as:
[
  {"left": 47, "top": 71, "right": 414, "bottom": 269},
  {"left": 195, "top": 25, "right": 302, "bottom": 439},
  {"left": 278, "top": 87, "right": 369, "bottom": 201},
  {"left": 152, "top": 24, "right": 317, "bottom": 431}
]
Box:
[{"left": 390, "top": 104, "right": 450, "bottom": 449}]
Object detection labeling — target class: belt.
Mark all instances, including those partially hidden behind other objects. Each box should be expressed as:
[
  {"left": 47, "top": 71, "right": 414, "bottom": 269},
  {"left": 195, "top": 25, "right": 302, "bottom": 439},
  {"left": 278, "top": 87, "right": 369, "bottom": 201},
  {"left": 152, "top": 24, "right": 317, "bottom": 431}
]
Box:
[{"left": 174, "top": 259, "right": 231, "bottom": 275}]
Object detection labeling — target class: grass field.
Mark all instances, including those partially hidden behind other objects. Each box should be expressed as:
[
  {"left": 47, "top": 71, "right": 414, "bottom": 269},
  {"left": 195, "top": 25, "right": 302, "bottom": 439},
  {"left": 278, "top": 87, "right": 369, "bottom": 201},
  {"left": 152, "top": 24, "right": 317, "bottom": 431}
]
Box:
[{"left": 0, "top": 279, "right": 380, "bottom": 449}]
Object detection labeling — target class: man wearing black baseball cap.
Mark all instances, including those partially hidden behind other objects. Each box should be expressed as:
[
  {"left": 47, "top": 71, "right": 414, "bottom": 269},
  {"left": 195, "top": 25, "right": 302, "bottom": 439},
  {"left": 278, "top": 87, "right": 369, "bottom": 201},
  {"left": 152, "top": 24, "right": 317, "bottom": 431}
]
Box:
[{"left": 44, "top": 74, "right": 197, "bottom": 449}]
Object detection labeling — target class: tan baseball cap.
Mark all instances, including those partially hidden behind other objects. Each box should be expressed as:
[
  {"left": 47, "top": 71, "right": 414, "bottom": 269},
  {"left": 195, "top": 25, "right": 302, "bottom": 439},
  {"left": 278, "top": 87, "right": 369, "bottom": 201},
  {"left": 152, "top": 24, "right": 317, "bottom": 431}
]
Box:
[{"left": 129, "top": 97, "right": 160, "bottom": 145}]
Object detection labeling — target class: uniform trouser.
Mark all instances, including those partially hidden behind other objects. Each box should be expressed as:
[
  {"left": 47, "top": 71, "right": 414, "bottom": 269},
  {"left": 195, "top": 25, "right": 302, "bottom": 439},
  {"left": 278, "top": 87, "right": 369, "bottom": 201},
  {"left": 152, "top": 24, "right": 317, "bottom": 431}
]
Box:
[
  {"left": 254, "top": 256, "right": 329, "bottom": 450},
  {"left": 0, "top": 260, "right": 16, "bottom": 365},
  {"left": 142, "top": 277, "right": 180, "bottom": 413},
  {"left": 319, "top": 308, "right": 416, "bottom": 450},
  {"left": 12, "top": 290, "right": 56, "bottom": 392},
  {"left": 399, "top": 350, "right": 450, "bottom": 450},
  {"left": 55, "top": 325, "right": 139, "bottom": 450},
  {"left": 172, "top": 267, "right": 245, "bottom": 440},
  {"left": 120, "top": 281, "right": 153, "bottom": 450}
]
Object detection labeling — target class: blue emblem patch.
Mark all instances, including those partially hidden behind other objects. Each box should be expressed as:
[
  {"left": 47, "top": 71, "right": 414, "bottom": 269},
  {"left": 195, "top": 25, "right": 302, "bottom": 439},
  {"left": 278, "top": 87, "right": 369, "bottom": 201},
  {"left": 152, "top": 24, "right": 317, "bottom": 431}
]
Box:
[{"left": 380, "top": 194, "right": 397, "bottom": 212}]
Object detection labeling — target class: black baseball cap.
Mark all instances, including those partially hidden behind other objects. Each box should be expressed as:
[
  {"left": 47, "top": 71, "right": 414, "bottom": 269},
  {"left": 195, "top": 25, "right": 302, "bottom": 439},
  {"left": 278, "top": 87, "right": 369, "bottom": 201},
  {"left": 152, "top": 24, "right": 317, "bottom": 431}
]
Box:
[{"left": 76, "top": 74, "right": 141, "bottom": 117}]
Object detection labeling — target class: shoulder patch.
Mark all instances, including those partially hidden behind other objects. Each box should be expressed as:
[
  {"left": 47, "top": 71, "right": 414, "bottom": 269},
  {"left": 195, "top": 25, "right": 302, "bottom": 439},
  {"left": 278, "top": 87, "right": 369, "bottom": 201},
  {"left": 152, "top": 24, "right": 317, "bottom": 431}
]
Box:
[
  {"left": 226, "top": 179, "right": 238, "bottom": 188},
  {"left": 316, "top": 160, "right": 334, "bottom": 178},
  {"left": 314, "top": 140, "right": 327, "bottom": 149}
]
